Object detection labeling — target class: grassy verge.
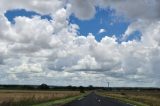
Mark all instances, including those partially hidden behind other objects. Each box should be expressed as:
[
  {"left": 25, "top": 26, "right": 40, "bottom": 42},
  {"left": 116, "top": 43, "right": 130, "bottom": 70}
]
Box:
[
  {"left": 32, "top": 93, "right": 86, "bottom": 106},
  {"left": 98, "top": 92, "right": 149, "bottom": 106},
  {"left": 105, "top": 95, "right": 148, "bottom": 106}
]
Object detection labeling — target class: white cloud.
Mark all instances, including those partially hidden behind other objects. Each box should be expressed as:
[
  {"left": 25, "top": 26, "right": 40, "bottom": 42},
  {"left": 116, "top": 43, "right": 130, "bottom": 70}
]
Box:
[
  {"left": 69, "top": 0, "right": 96, "bottom": 20},
  {"left": 70, "top": 55, "right": 100, "bottom": 71},
  {"left": 97, "top": 0, "right": 160, "bottom": 21},
  {"left": 67, "top": 0, "right": 160, "bottom": 21},
  {"left": 0, "top": 0, "right": 64, "bottom": 15},
  {"left": 9, "top": 63, "right": 43, "bottom": 74},
  {"left": 98, "top": 29, "right": 106, "bottom": 34}
]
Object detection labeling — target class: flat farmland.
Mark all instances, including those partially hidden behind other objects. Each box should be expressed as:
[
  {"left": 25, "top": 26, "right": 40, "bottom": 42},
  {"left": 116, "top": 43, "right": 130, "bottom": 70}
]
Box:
[
  {"left": 99, "top": 90, "right": 160, "bottom": 106},
  {"left": 0, "top": 90, "right": 80, "bottom": 106}
]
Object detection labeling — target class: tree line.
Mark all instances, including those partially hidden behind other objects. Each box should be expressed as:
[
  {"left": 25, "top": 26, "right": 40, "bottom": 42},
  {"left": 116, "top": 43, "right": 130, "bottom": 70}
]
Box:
[{"left": 0, "top": 84, "right": 159, "bottom": 91}]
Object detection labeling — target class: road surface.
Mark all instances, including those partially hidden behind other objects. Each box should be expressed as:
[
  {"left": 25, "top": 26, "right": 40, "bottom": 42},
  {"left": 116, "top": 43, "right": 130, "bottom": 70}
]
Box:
[{"left": 63, "top": 92, "right": 132, "bottom": 106}]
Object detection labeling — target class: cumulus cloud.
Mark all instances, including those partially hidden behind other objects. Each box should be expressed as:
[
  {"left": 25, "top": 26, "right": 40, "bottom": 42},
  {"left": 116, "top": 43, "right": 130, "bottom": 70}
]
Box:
[
  {"left": 68, "top": 0, "right": 160, "bottom": 21},
  {"left": 97, "top": 0, "right": 160, "bottom": 21},
  {"left": 0, "top": 0, "right": 160, "bottom": 87},
  {"left": 0, "top": 0, "right": 64, "bottom": 15},
  {"left": 98, "top": 29, "right": 106, "bottom": 34},
  {"left": 9, "top": 63, "right": 43, "bottom": 74},
  {"left": 69, "top": 0, "right": 96, "bottom": 20}
]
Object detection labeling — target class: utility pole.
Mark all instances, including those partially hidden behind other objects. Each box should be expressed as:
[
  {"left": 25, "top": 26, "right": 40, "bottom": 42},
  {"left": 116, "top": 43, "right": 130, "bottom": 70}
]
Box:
[{"left": 107, "top": 82, "right": 110, "bottom": 88}]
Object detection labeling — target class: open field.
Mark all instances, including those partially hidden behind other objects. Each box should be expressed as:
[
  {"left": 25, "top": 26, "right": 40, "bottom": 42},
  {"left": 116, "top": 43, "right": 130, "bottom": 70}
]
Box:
[
  {"left": 0, "top": 90, "right": 80, "bottom": 106},
  {"left": 98, "top": 90, "right": 160, "bottom": 106}
]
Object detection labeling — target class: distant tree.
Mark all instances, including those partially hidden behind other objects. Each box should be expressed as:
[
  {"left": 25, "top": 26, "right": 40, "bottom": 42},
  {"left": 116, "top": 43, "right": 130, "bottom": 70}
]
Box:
[
  {"left": 38, "top": 83, "right": 49, "bottom": 90},
  {"left": 22, "top": 85, "right": 35, "bottom": 90},
  {"left": 66, "top": 85, "right": 73, "bottom": 90},
  {"left": 79, "top": 86, "right": 85, "bottom": 93},
  {"left": 88, "top": 85, "right": 94, "bottom": 90}
]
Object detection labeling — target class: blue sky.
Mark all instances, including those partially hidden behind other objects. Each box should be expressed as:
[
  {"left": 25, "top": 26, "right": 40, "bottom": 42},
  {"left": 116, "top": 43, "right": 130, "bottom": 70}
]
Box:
[
  {"left": 70, "top": 8, "right": 130, "bottom": 41},
  {"left": 5, "top": 8, "right": 141, "bottom": 42},
  {"left": 5, "top": 9, "right": 52, "bottom": 24}
]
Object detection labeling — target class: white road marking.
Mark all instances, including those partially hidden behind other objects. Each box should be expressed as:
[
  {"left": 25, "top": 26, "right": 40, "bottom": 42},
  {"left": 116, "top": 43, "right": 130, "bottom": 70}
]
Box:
[{"left": 98, "top": 99, "right": 101, "bottom": 102}]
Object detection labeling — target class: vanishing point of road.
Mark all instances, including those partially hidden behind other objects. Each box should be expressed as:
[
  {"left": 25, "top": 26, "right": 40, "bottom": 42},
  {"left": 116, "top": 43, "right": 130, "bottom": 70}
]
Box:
[{"left": 63, "top": 92, "right": 132, "bottom": 106}]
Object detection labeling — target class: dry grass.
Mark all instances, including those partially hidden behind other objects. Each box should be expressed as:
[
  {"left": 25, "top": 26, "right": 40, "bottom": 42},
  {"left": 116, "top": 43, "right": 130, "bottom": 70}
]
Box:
[
  {"left": 99, "top": 90, "right": 160, "bottom": 106},
  {"left": 0, "top": 90, "right": 80, "bottom": 106}
]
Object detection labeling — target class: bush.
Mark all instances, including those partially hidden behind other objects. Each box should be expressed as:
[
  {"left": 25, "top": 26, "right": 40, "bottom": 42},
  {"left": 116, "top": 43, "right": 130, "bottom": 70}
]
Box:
[
  {"left": 79, "top": 86, "right": 85, "bottom": 93},
  {"left": 38, "top": 83, "right": 50, "bottom": 90},
  {"left": 121, "top": 92, "right": 126, "bottom": 95}
]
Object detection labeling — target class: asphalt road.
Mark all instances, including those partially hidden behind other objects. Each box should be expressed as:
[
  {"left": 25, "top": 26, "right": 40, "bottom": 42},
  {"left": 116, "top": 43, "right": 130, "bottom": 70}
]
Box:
[{"left": 63, "top": 92, "right": 132, "bottom": 106}]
